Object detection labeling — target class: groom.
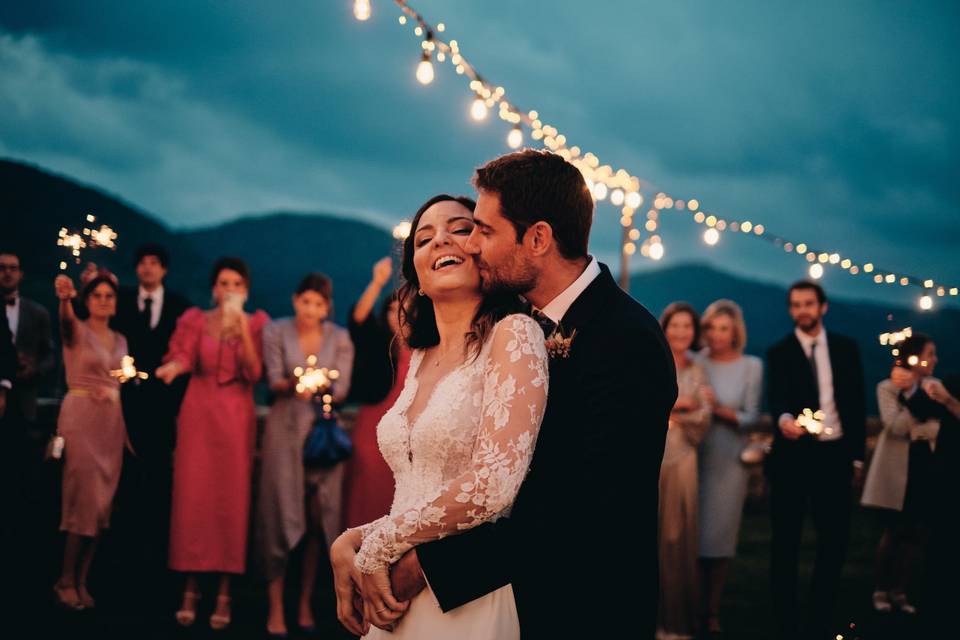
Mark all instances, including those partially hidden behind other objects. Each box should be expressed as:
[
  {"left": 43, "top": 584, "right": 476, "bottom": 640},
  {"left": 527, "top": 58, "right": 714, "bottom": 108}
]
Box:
[{"left": 337, "top": 149, "right": 676, "bottom": 637}]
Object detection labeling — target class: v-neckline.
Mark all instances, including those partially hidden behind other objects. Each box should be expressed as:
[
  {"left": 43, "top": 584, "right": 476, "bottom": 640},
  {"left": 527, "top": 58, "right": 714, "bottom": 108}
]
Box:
[
  {"left": 291, "top": 320, "right": 324, "bottom": 368},
  {"left": 85, "top": 321, "right": 116, "bottom": 356},
  {"left": 401, "top": 348, "right": 467, "bottom": 435}
]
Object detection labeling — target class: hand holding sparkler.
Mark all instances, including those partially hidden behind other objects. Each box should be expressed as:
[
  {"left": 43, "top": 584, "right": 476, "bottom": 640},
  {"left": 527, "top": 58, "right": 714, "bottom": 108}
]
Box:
[
  {"left": 795, "top": 408, "right": 826, "bottom": 436},
  {"left": 54, "top": 274, "right": 77, "bottom": 300},
  {"left": 778, "top": 413, "right": 807, "bottom": 440}
]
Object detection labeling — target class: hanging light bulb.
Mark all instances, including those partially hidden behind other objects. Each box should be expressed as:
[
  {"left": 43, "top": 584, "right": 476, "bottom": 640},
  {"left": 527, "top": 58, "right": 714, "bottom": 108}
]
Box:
[
  {"left": 625, "top": 191, "right": 643, "bottom": 209},
  {"left": 353, "top": 0, "right": 371, "bottom": 21},
  {"left": 593, "top": 182, "right": 608, "bottom": 201},
  {"left": 809, "top": 263, "right": 824, "bottom": 280},
  {"left": 703, "top": 228, "right": 720, "bottom": 246},
  {"left": 610, "top": 189, "right": 625, "bottom": 206},
  {"left": 649, "top": 241, "right": 665, "bottom": 261},
  {"left": 919, "top": 295, "right": 933, "bottom": 311},
  {"left": 507, "top": 125, "right": 523, "bottom": 149},
  {"left": 470, "top": 96, "right": 488, "bottom": 121},
  {"left": 416, "top": 52, "right": 435, "bottom": 85}
]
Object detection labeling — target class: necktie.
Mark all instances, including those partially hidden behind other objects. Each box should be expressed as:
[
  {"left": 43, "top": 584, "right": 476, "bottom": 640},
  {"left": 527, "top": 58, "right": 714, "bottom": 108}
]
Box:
[
  {"left": 808, "top": 340, "right": 820, "bottom": 399},
  {"left": 531, "top": 308, "right": 557, "bottom": 337},
  {"left": 142, "top": 296, "right": 153, "bottom": 330}
]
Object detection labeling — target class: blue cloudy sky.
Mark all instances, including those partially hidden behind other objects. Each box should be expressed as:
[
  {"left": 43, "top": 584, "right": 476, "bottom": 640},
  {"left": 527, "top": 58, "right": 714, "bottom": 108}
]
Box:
[{"left": 1, "top": 1, "right": 957, "bottom": 306}]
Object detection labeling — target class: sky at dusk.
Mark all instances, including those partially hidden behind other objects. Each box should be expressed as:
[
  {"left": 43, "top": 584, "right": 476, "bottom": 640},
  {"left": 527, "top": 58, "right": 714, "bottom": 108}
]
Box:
[{"left": 1, "top": 1, "right": 957, "bottom": 307}]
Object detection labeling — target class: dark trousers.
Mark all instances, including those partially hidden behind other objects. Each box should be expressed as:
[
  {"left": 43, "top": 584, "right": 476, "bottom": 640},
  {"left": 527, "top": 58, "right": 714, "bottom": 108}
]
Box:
[{"left": 769, "top": 439, "right": 852, "bottom": 639}]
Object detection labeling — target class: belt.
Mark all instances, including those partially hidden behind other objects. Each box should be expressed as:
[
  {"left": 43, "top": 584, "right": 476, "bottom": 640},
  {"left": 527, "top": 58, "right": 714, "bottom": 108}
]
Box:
[{"left": 68, "top": 387, "right": 120, "bottom": 403}]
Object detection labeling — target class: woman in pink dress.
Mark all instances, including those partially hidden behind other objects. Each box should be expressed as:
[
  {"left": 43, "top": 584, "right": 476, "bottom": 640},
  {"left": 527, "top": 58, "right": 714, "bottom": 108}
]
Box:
[
  {"left": 155, "top": 257, "right": 269, "bottom": 630},
  {"left": 52, "top": 271, "right": 128, "bottom": 611},
  {"left": 341, "top": 257, "right": 409, "bottom": 531}
]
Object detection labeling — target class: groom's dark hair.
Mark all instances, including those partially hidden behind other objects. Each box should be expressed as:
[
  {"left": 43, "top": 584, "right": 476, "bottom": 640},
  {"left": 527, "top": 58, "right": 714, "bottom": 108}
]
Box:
[{"left": 473, "top": 149, "right": 593, "bottom": 260}]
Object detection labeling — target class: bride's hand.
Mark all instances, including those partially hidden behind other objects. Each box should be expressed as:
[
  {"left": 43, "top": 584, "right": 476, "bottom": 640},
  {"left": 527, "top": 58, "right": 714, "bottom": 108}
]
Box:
[{"left": 361, "top": 567, "right": 409, "bottom": 631}]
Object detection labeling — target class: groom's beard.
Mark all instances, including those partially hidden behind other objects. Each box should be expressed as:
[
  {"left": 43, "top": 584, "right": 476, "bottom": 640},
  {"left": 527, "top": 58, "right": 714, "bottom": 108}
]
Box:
[{"left": 477, "top": 256, "right": 537, "bottom": 296}]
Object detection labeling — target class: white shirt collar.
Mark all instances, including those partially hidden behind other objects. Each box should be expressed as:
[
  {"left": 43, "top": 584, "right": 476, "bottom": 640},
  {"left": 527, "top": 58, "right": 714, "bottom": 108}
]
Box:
[
  {"left": 138, "top": 284, "right": 164, "bottom": 302},
  {"left": 540, "top": 257, "right": 601, "bottom": 324},
  {"left": 794, "top": 325, "right": 826, "bottom": 350}
]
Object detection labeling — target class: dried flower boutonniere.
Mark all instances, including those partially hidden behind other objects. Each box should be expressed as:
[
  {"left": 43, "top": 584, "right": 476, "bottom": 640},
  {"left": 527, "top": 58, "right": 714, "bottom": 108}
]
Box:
[{"left": 544, "top": 325, "right": 577, "bottom": 359}]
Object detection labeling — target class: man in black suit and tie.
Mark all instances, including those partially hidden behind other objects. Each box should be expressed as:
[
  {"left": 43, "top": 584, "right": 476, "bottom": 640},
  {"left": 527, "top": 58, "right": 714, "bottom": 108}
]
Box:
[
  {"left": 332, "top": 149, "right": 677, "bottom": 638},
  {"left": 109, "top": 244, "right": 190, "bottom": 617},
  {"left": 0, "top": 250, "right": 56, "bottom": 432},
  {"left": 766, "top": 281, "right": 866, "bottom": 639}
]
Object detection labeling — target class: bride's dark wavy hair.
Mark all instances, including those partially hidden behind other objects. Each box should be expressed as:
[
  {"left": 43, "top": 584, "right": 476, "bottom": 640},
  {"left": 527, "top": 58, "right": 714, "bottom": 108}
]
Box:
[{"left": 399, "top": 194, "right": 525, "bottom": 358}]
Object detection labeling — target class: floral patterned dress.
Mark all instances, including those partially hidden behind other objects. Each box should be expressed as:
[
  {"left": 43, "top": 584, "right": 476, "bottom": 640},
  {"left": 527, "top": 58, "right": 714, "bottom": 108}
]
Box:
[{"left": 354, "top": 314, "right": 548, "bottom": 640}]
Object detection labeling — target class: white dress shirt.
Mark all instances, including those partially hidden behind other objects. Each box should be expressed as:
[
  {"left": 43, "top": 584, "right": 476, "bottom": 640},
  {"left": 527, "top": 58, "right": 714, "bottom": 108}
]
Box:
[
  {"left": 138, "top": 285, "right": 164, "bottom": 330},
  {"left": 794, "top": 326, "right": 843, "bottom": 441},
  {"left": 6, "top": 293, "right": 19, "bottom": 343},
  {"left": 539, "top": 257, "right": 601, "bottom": 324}
]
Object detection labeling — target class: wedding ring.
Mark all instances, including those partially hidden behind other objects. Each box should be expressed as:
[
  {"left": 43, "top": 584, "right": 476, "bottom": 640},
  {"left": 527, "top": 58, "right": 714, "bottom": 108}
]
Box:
[{"left": 375, "top": 606, "right": 388, "bottom": 613}]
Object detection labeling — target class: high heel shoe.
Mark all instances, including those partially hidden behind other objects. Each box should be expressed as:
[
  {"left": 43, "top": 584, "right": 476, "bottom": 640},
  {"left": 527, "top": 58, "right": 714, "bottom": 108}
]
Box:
[
  {"left": 175, "top": 591, "right": 201, "bottom": 627},
  {"left": 52, "top": 581, "right": 84, "bottom": 611},
  {"left": 209, "top": 594, "right": 232, "bottom": 630}
]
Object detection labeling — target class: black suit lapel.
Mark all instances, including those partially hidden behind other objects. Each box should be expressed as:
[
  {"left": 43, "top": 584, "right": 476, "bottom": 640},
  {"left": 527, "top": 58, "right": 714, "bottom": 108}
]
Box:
[{"left": 559, "top": 263, "right": 616, "bottom": 332}]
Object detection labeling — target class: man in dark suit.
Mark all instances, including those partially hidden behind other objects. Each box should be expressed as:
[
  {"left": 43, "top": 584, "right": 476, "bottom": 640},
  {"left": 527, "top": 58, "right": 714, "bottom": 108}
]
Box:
[
  {"left": 108, "top": 244, "right": 190, "bottom": 617},
  {"left": 766, "top": 281, "right": 866, "bottom": 639},
  {"left": 332, "top": 150, "right": 676, "bottom": 638},
  {"left": 0, "top": 250, "right": 55, "bottom": 431}
]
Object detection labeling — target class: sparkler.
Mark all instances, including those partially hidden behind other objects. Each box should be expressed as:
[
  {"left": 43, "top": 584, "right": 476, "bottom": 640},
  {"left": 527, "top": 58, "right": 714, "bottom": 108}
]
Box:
[
  {"left": 796, "top": 408, "right": 827, "bottom": 436},
  {"left": 293, "top": 355, "right": 341, "bottom": 416},
  {"left": 57, "top": 213, "right": 119, "bottom": 269},
  {"left": 110, "top": 355, "right": 149, "bottom": 383}
]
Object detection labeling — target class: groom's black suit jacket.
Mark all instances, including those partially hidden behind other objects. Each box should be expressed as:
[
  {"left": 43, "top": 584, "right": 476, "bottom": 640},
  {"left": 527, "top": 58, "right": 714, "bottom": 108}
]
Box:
[{"left": 417, "top": 263, "right": 676, "bottom": 638}]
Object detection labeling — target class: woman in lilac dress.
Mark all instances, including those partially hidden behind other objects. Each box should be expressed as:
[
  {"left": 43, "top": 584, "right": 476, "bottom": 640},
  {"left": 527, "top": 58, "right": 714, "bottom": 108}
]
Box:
[{"left": 52, "top": 271, "right": 128, "bottom": 611}]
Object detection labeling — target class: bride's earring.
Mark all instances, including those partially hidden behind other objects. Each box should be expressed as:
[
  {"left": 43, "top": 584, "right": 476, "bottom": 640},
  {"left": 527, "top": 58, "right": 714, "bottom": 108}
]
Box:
[{"left": 418, "top": 288, "right": 426, "bottom": 297}]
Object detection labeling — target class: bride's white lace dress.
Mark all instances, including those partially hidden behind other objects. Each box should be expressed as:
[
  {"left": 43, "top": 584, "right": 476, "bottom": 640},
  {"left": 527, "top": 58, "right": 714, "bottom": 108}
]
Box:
[{"left": 354, "top": 314, "right": 548, "bottom": 639}]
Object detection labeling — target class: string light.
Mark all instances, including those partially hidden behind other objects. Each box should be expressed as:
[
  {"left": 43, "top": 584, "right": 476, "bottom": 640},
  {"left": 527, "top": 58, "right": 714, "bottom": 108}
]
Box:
[
  {"left": 649, "top": 241, "right": 664, "bottom": 261},
  {"left": 416, "top": 51, "right": 435, "bottom": 84},
  {"left": 353, "top": 0, "right": 371, "bottom": 21},
  {"left": 919, "top": 295, "right": 933, "bottom": 311},
  {"left": 470, "top": 95, "right": 488, "bottom": 121},
  {"left": 366, "top": 0, "right": 956, "bottom": 305},
  {"left": 392, "top": 220, "right": 412, "bottom": 240},
  {"left": 507, "top": 125, "right": 523, "bottom": 149},
  {"left": 809, "top": 263, "right": 824, "bottom": 279}
]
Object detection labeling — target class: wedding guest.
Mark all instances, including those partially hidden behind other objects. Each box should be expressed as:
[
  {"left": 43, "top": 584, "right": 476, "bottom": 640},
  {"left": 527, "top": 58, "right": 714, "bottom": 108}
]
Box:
[
  {"left": 341, "top": 256, "right": 409, "bottom": 531},
  {"left": 0, "top": 250, "right": 55, "bottom": 431},
  {"left": 52, "top": 270, "right": 128, "bottom": 611},
  {"left": 109, "top": 244, "right": 190, "bottom": 617},
  {"left": 766, "top": 281, "right": 865, "bottom": 639},
  {"left": 861, "top": 333, "right": 939, "bottom": 615},
  {"left": 658, "top": 302, "right": 712, "bottom": 640},
  {"left": 695, "top": 299, "right": 763, "bottom": 635},
  {"left": 920, "top": 375, "right": 960, "bottom": 634},
  {"left": 255, "top": 273, "right": 354, "bottom": 637},
  {"left": 155, "top": 257, "right": 269, "bottom": 630}
]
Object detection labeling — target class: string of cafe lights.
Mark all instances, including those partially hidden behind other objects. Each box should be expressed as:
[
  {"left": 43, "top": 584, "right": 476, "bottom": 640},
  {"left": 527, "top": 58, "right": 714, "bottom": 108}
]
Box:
[{"left": 352, "top": 0, "right": 957, "bottom": 311}]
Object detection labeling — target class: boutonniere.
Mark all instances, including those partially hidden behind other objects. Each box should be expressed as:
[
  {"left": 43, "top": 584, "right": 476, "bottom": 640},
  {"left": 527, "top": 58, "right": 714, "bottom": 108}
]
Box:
[{"left": 544, "top": 325, "right": 577, "bottom": 359}]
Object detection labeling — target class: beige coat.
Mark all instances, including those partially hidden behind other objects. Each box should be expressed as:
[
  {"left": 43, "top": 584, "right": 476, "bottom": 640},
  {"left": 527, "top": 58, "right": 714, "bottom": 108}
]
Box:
[{"left": 861, "top": 378, "right": 939, "bottom": 511}]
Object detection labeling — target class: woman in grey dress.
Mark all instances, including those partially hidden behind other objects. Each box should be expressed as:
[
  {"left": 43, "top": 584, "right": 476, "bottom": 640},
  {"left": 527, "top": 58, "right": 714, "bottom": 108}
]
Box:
[
  {"left": 695, "top": 299, "right": 762, "bottom": 635},
  {"left": 255, "top": 273, "right": 354, "bottom": 637},
  {"left": 658, "top": 303, "right": 712, "bottom": 640}
]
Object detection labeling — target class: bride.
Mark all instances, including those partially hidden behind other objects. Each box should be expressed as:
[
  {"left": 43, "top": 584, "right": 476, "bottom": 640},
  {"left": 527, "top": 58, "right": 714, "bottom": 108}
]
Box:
[{"left": 331, "top": 194, "right": 549, "bottom": 639}]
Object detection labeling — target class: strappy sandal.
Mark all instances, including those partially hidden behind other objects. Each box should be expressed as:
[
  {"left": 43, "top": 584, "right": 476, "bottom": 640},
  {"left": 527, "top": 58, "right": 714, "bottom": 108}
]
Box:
[
  {"left": 53, "top": 580, "right": 84, "bottom": 611},
  {"left": 175, "top": 591, "right": 201, "bottom": 627},
  {"left": 209, "top": 594, "right": 231, "bottom": 630}
]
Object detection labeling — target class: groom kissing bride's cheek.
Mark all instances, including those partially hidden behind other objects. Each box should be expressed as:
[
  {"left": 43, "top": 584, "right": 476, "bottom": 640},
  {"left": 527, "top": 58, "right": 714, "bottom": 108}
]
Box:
[{"left": 331, "top": 149, "right": 677, "bottom": 639}]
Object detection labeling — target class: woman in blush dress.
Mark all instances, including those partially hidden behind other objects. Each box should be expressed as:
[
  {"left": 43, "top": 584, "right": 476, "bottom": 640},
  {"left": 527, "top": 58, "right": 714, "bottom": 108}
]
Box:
[
  {"left": 342, "top": 256, "right": 409, "bottom": 532},
  {"left": 52, "top": 271, "right": 128, "bottom": 611},
  {"left": 695, "top": 299, "right": 763, "bottom": 635},
  {"left": 155, "top": 257, "right": 269, "bottom": 630},
  {"left": 255, "top": 273, "right": 355, "bottom": 637},
  {"left": 657, "top": 302, "right": 712, "bottom": 640}
]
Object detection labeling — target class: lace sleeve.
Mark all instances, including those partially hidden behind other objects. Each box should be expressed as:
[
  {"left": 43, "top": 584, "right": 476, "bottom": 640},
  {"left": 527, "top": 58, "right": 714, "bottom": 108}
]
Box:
[{"left": 354, "top": 314, "right": 548, "bottom": 574}]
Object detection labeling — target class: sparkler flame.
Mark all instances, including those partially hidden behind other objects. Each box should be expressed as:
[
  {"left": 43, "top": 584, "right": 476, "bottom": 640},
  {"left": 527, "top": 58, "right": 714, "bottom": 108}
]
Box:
[
  {"left": 797, "top": 407, "right": 826, "bottom": 435},
  {"left": 110, "top": 355, "right": 149, "bottom": 383}
]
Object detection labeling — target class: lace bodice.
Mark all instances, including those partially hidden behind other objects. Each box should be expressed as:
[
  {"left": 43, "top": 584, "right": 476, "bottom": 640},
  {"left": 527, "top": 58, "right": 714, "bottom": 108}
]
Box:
[{"left": 354, "top": 314, "right": 549, "bottom": 574}]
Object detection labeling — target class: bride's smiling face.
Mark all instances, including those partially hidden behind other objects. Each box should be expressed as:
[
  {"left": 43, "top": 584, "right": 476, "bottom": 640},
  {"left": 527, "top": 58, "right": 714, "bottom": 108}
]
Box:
[{"left": 412, "top": 201, "right": 481, "bottom": 300}]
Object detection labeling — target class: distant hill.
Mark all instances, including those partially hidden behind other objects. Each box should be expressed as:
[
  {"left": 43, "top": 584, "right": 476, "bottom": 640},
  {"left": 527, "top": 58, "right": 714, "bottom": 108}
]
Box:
[{"left": 4, "top": 157, "right": 956, "bottom": 410}]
